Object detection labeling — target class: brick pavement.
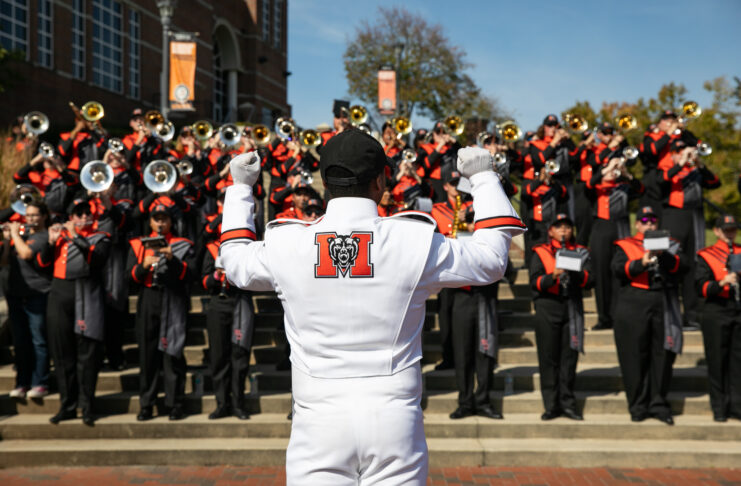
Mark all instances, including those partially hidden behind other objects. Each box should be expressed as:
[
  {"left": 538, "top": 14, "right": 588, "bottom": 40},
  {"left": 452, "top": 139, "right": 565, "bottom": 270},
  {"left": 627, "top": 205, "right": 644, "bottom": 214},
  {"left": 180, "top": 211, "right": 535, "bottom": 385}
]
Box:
[{"left": 1, "top": 466, "right": 740, "bottom": 485}]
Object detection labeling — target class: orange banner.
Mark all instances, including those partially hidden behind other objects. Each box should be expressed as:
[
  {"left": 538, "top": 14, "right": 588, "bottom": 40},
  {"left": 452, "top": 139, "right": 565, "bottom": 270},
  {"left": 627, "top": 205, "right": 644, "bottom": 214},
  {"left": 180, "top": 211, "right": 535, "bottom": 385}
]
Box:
[
  {"left": 169, "top": 41, "right": 196, "bottom": 111},
  {"left": 378, "top": 69, "right": 396, "bottom": 115}
]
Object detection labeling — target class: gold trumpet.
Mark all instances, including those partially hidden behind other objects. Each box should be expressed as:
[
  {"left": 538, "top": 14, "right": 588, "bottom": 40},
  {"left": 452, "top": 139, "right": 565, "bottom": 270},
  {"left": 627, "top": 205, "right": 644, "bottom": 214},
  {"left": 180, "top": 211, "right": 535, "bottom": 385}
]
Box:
[
  {"left": 679, "top": 100, "right": 701, "bottom": 124},
  {"left": 442, "top": 115, "right": 464, "bottom": 137},
  {"left": 615, "top": 114, "right": 638, "bottom": 131},
  {"left": 498, "top": 120, "right": 522, "bottom": 143},
  {"left": 563, "top": 113, "right": 588, "bottom": 133},
  {"left": 300, "top": 129, "right": 322, "bottom": 148},
  {"left": 192, "top": 120, "right": 214, "bottom": 142},
  {"left": 343, "top": 105, "right": 368, "bottom": 126},
  {"left": 250, "top": 124, "right": 272, "bottom": 146},
  {"left": 80, "top": 101, "right": 104, "bottom": 122},
  {"left": 145, "top": 110, "right": 165, "bottom": 130},
  {"left": 391, "top": 116, "right": 412, "bottom": 138}
]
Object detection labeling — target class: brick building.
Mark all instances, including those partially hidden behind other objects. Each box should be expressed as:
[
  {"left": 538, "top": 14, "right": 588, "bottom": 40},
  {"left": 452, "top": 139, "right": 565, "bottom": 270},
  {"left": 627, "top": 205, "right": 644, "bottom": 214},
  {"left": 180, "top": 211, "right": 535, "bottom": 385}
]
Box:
[{"left": 0, "top": 0, "right": 290, "bottom": 131}]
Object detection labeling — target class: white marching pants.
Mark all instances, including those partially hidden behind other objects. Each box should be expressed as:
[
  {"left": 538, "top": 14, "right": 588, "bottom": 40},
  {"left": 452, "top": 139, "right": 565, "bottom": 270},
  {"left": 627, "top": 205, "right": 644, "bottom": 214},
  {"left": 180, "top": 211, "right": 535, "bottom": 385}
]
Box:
[{"left": 286, "top": 363, "right": 428, "bottom": 485}]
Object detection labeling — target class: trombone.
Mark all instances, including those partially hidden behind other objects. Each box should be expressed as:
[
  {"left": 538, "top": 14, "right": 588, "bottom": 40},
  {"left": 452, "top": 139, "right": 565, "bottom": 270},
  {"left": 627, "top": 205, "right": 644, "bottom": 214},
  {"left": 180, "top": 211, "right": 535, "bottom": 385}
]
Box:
[
  {"left": 23, "top": 112, "right": 49, "bottom": 136},
  {"left": 69, "top": 101, "right": 106, "bottom": 134}
]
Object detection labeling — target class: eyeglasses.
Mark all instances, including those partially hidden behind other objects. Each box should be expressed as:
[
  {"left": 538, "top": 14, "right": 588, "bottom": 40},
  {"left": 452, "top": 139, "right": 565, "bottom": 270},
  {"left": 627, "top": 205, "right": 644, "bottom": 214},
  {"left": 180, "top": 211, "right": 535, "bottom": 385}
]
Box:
[
  {"left": 639, "top": 217, "right": 657, "bottom": 224},
  {"left": 306, "top": 209, "right": 322, "bottom": 217}
]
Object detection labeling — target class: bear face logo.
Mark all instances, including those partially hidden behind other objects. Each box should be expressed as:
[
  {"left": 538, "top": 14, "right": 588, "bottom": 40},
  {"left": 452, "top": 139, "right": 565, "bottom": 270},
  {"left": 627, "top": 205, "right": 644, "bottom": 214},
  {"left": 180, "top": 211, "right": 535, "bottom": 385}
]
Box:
[{"left": 327, "top": 235, "right": 360, "bottom": 277}]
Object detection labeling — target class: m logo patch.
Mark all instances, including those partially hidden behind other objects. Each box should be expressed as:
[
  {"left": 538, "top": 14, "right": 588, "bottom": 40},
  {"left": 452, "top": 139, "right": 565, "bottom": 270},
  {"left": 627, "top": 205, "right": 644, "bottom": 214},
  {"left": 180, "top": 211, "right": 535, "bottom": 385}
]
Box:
[{"left": 315, "top": 232, "right": 374, "bottom": 278}]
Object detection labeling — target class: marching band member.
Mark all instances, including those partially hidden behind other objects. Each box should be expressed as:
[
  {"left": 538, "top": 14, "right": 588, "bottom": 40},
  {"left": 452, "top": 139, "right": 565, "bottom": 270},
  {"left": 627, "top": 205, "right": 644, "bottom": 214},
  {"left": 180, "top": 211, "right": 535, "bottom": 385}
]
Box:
[
  {"left": 40, "top": 199, "right": 111, "bottom": 425},
  {"left": 416, "top": 121, "right": 461, "bottom": 202},
  {"left": 696, "top": 215, "right": 741, "bottom": 422},
  {"left": 57, "top": 113, "right": 106, "bottom": 174},
  {"left": 127, "top": 205, "right": 195, "bottom": 421},
  {"left": 521, "top": 166, "right": 568, "bottom": 264},
  {"left": 530, "top": 213, "right": 593, "bottom": 420},
  {"left": 611, "top": 207, "right": 686, "bottom": 424}
]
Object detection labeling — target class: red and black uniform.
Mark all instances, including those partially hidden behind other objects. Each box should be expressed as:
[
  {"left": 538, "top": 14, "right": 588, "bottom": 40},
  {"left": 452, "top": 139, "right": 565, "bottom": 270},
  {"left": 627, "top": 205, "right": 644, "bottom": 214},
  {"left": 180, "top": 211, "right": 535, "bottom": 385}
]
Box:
[
  {"left": 57, "top": 130, "right": 106, "bottom": 173},
  {"left": 202, "top": 241, "right": 253, "bottom": 414},
  {"left": 611, "top": 232, "right": 686, "bottom": 420},
  {"left": 639, "top": 129, "right": 678, "bottom": 216},
  {"left": 530, "top": 238, "right": 593, "bottom": 415},
  {"left": 121, "top": 133, "right": 164, "bottom": 172},
  {"left": 658, "top": 160, "right": 720, "bottom": 325},
  {"left": 430, "top": 197, "right": 473, "bottom": 238},
  {"left": 39, "top": 225, "right": 111, "bottom": 419},
  {"left": 572, "top": 144, "right": 598, "bottom": 246},
  {"left": 275, "top": 206, "right": 307, "bottom": 221},
  {"left": 13, "top": 164, "right": 67, "bottom": 195},
  {"left": 265, "top": 139, "right": 302, "bottom": 184},
  {"left": 586, "top": 169, "right": 644, "bottom": 330},
  {"left": 127, "top": 232, "right": 194, "bottom": 413},
  {"left": 521, "top": 178, "right": 568, "bottom": 264},
  {"left": 696, "top": 239, "right": 741, "bottom": 419},
  {"left": 416, "top": 141, "right": 461, "bottom": 202}
]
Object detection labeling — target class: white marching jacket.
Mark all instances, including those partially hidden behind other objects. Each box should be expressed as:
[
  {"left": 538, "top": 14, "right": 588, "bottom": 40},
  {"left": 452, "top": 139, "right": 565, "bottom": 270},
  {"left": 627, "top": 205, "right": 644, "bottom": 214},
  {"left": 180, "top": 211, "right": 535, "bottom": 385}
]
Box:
[{"left": 220, "top": 170, "right": 526, "bottom": 379}]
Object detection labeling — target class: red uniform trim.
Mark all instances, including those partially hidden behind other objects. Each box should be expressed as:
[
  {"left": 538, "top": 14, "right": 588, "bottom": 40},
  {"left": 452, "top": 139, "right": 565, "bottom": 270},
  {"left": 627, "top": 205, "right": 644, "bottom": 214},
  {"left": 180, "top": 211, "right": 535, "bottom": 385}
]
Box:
[
  {"left": 220, "top": 228, "right": 256, "bottom": 244},
  {"left": 474, "top": 216, "right": 526, "bottom": 231}
]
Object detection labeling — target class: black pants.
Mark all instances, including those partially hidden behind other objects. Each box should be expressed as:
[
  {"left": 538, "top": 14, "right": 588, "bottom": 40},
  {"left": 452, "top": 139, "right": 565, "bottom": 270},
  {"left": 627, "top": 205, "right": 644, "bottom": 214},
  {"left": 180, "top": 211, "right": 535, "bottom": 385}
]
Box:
[
  {"left": 136, "top": 287, "right": 186, "bottom": 409},
  {"left": 46, "top": 279, "right": 102, "bottom": 414},
  {"left": 573, "top": 182, "right": 593, "bottom": 246},
  {"left": 614, "top": 287, "right": 676, "bottom": 417},
  {"left": 661, "top": 206, "right": 698, "bottom": 323},
  {"left": 104, "top": 305, "right": 127, "bottom": 368},
  {"left": 701, "top": 303, "right": 741, "bottom": 417},
  {"left": 534, "top": 299, "right": 578, "bottom": 413},
  {"left": 207, "top": 296, "right": 251, "bottom": 410},
  {"left": 589, "top": 218, "right": 620, "bottom": 328},
  {"left": 436, "top": 288, "right": 454, "bottom": 366},
  {"left": 451, "top": 289, "right": 493, "bottom": 411}
]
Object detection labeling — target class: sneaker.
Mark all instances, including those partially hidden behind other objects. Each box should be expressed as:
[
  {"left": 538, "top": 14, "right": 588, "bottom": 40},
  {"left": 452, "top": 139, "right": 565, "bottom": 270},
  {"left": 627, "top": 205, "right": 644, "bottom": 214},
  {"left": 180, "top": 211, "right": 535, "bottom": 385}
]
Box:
[
  {"left": 9, "top": 387, "right": 28, "bottom": 398},
  {"left": 26, "top": 386, "right": 49, "bottom": 398}
]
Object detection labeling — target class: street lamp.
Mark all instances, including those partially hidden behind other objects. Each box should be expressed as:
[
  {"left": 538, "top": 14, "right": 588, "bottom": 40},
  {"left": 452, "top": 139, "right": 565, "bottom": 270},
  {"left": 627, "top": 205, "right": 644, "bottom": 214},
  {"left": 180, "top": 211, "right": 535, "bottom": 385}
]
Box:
[
  {"left": 156, "top": 0, "right": 178, "bottom": 117},
  {"left": 393, "top": 43, "right": 404, "bottom": 115}
]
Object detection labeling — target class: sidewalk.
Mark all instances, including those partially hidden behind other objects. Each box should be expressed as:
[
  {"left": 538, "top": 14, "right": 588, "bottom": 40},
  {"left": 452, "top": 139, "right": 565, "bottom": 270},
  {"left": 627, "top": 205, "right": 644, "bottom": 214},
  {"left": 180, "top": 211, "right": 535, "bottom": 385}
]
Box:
[{"left": 1, "top": 466, "right": 740, "bottom": 485}]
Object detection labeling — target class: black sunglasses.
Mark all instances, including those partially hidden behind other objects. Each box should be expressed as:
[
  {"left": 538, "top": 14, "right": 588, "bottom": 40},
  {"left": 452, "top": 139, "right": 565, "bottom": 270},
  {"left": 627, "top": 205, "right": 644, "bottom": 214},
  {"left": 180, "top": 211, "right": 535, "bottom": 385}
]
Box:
[{"left": 639, "top": 217, "right": 657, "bottom": 224}]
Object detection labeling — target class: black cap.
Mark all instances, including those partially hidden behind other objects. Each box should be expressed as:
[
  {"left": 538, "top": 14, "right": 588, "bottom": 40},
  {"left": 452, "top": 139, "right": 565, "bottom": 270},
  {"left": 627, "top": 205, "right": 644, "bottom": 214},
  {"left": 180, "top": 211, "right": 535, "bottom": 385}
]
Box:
[
  {"left": 715, "top": 215, "right": 737, "bottom": 230},
  {"left": 67, "top": 198, "right": 92, "bottom": 215},
  {"left": 597, "top": 122, "right": 614, "bottom": 133},
  {"left": 306, "top": 198, "right": 323, "bottom": 209},
  {"left": 543, "top": 114, "right": 559, "bottom": 126},
  {"left": 669, "top": 138, "right": 688, "bottom": 152},
  {"left": 332, "top": 99, "right": 350, "bottom": 118},
  {"left": 150, "top": 203, "right": 172, "bottom": 218},
  {"left": 637, "top": 206, "right": 658, "bottom": 219},
  {"left": 550, "top": 213, "right": 574, "bottom": 227},
  {"left": 293, "top": 182, "right": 312, "bottom": 194},
  {"left": 660, "top": 110, "right": 678, "bottom": 120},
  {"left": 442, "top": 166, "right": 462, "bottom": 184},
  {"left": 130, "top": 108, "right": 143, "bottom": 119},
  {"left": 320, "top": 129, "right": 390, "bottom": 187}
]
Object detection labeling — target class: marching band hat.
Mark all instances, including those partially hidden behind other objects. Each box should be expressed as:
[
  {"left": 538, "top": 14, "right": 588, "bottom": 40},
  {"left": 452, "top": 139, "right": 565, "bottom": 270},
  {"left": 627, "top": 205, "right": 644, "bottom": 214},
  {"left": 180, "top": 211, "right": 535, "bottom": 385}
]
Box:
[
  {"left": 442, "top": 166, "right": 462, "bottom": 184},
  {"left": 67, "top": 197, "right": 92, "bottom": 215},
  {"left": 543, "top": 114, "right": 559, "bottom": 126},
  {"left": 306, "top": 198, "right": 324, "bottom": 210},
  {"left": 715, "top": 215, "right": 738, "bottom": 230},
  {"left": 150, "top": 203, "right": 172, "bottom": 218},
  {"left": 320, "top": 129, "right": 391, "bottom": 187},
  {"left": 597, "top": 121, "right": 614, "bottom": 133},
  {"left": 550, "top": 213, "right": 574, "bottom": 227},
  {"left": 660, "top": 110, "right": 678, "bottom": 120},
  {"left": 669, "top": 138, "right": 688, "bottom": 152},
  {"left": 332, "top": 99, "right": 350, "bottom": 118},
  {"left": 130, "top": 108, "right": 143, "bottom": 119},
  {"left": 637, "top": 206, "right": 658, "bottom": 219}
]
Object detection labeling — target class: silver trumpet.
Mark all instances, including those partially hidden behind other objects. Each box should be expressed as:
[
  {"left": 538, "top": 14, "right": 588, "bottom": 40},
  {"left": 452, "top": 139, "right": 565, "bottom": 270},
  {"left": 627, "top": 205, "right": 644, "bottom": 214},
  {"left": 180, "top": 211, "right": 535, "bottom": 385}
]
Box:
[
  {"left": 10, "top": 185, "right": 42, "bottom": 215},
  {"left": 177, "top": 159, "right": 194, "bottom": 176},
  {"left": 24, "top": 111, "right": 49, "bottom": 136},
  {"left": 80, "top": 160, "right": 115, "bottom": 193},
  {"left": 697, "top": 142, "right": 712, "bottom": 157},
  {"left": 623, "top": 146, "right": 639, "bottom": 160},
  {"left": 401, "top": 148, "right": 417, "bottom": 165},
  {"left": 38, "top": 142, "right": 55, "bottom": 159},
  {"left": 144, "top": 160, "right": 178, "bottom": 193},
  {"left": 108, "top": 138, "right": 124, "bottom": 153}
]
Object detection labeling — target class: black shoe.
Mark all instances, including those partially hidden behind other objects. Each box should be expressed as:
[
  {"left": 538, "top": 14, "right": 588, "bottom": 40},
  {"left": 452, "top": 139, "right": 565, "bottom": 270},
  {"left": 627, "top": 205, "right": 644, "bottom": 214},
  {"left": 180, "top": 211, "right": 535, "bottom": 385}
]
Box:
[
  {"left": 208, "top": 405, "right": 231, "bottom": 420},
  {"left": 654, "top": 414, "right": 674, "bottom": 425},
  {"left": 449, "top": 407, "right": 475, "bottom": 419},
  {"left": 434, "top": 360, "right": 454, "bottom": 371},
  {"left": 169, "top": 407, "right": 186, "bottom": 421},
  {"left": 137, "top": 407, "right": 154, "bottom": 421},
  {"left": 591, "top": 322, "right": 612, "bottom": 331},
  {"left": 713, "top": 414, "right": 728, "bottom": 423},
  {"left": 233, "top": 408, "right": 250, "bottom": 420},
  {"left": 476, "top": 405, "right": 503, "bottom": 420},
  {"left": 631, "top": 413, "right": 648, "bottom": 422},
  {"left": 562, "top": 408, "right": 583, "bottom": 421},
  {"left": 541, "top": 410, "right": 561, "bottom": 420},
  {"left": 287, "top": 411, "right": 293, "bottom": 420},
  {"left": 49, "top": 410, "right": 76, "bottom": 424},
  {"left": 82, "top": 411, "right": 95, "bottom": 427}
]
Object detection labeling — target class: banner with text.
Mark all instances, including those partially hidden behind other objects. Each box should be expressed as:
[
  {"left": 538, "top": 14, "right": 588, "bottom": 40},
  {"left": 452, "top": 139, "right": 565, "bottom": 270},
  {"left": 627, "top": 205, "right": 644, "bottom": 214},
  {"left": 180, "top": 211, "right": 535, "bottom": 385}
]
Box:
[{"left": 169, "top": 41, "right": 196, "bottom": 111}]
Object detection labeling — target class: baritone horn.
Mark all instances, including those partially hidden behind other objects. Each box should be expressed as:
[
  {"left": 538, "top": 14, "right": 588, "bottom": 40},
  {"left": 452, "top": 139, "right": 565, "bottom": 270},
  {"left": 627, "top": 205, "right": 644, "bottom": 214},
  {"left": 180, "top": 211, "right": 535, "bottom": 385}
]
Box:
[
  {"left": 250, "top": 124, "right": 272, "bottom": 146},
  {"left": 10, "top": 185, "right": 42, "bottom": 216},
  {"left": 442, "top": 115, "right": 464, "bottom": 137},
  {"left": 23, "top": 111, "right": 49, "bottom": 136},
  {"left": 498, "top": 120, "right": 522, "bottom": 143},
  {"left": 192, "top": 120, "right": 213, "bottom": 142},
  {"left": 80, "top": 160, "right": 114, "bottom": 193},
  {"left": 144, "top": 160, "right": 177, "bottom": 193},
  {"left": 219, "top": 124, "right": 242, "bottom": 147}
]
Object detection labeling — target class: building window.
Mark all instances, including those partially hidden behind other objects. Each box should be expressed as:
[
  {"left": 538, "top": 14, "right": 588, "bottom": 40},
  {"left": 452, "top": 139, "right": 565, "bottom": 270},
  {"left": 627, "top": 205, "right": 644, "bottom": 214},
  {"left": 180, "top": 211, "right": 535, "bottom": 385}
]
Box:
[
  {"left": 128, "top": 9, "right": 140, "bottom": 99},
  {"left": 213, "top": 42, "right": 225, "bottom": 122},
  {"left": 272, "top": 0, "right": 281, "bottom": 50},
  {"left": 0, "top": 0, "right": 28, "bottom": 55},
  {"left": 72, "top": 0, "right": 85, "bottom": 79},
  {"left": 92, "top": 0, "right": 123, "bottom": 93},
  {"left": 36, "top": 0, "right": 52, "bottom": 68},
  {"left": 261, "top": 0, "right": 270, "bottom": 42}
]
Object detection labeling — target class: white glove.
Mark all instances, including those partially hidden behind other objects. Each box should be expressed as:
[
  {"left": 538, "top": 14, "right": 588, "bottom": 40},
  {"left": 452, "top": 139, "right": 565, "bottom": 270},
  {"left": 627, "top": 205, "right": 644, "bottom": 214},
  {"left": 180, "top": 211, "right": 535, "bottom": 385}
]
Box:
[
  {"left": 457, "top": 147, "right": 493, "bottom": 179},
  {"left": 229, "top": 152, "right": 261, "bottom": 186}
]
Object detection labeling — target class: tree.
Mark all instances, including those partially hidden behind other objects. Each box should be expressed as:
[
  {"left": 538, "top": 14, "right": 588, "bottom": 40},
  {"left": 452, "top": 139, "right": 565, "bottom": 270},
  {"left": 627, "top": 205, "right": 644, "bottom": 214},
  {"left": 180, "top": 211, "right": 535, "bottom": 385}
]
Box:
[
  {"left": 0, "top": 47, "right": 24, "bottom": 94},
  {"left": 343, "top": 7, "right": 505, "bottom": 123}
]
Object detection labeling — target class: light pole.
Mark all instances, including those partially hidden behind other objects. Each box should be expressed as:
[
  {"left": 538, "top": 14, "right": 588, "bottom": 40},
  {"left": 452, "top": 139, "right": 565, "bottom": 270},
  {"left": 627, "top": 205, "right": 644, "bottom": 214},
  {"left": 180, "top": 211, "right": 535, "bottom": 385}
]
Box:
[
  {"left": 393, "top": 43, "right": 404, "bottom": 115},
  {"left": 156, "top": 0, "right": 177, "bottom": 117}
]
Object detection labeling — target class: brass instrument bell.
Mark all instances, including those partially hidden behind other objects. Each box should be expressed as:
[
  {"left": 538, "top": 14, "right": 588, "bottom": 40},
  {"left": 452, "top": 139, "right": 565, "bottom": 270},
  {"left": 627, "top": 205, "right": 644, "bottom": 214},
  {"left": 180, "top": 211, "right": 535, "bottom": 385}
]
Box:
[
  {"left": 344, "top": 105, "right": 368, "bottom": 126},
  {"left": 442, "top": 115, "right": 464, "bottom": 137},
  {"left": 80, "top": 160, "right": 114, "bottom": 193},
  {"left": 401, "top": 148, "right": 417, "bottom": 164},
  {"left": 391, "top": 116, "right": 412, "bottom": 136},
  {"left": 498, "top": 120, "right": 522, "bottom": 143},
  {"left": 145, "top": 110, "right": 165, "bottom": 130},
  {"left": 192, "top": 120, "right": 214, "bottom": 142},
  {"left": 250, "top": 124, "right": 272, "bottom": 146},
  {"left": 81, "top": 101, "right": 104, "bottom": 122},
  {"left": 144, "top": 160, "right": 177, "bottom": 193},
  {"left": 615, "top": 114, "right": 637, "bottom": 131},
  {"left": 563, "top": 113, "right": 588, "bottom": 133},
  {"left": 300, "top": 129, "right": 321, "bottom": 148},
  {"left": 23, "top": 111, "right": 49, "bottom": 136},
  {"left": 10, "top": 185, "right": 42, "bottom": 216},
  {"left": 38, "top": 142, "right": 55, "bottom": 159},
  {"left": 219, "top": 124, "right": 242, "bottom": 147},
  {"left": 177, "top": 160, "right": 194, "bottom": 176},
  {"left": 275, "top": 117, "right": 296, "bottom": 141},
  {"left": 108, "top": 138, "right": 124, "bottom": 153}
]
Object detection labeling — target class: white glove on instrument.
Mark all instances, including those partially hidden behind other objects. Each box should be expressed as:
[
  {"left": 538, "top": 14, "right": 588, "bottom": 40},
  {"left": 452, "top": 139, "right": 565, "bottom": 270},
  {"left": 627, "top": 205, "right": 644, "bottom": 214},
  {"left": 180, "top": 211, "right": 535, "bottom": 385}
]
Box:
[
  {"left": 229, "top": 151, "right": 261, "bottom": 186},
  {"left": 457, "top": 147, "right": 493, "bottom": 179}
]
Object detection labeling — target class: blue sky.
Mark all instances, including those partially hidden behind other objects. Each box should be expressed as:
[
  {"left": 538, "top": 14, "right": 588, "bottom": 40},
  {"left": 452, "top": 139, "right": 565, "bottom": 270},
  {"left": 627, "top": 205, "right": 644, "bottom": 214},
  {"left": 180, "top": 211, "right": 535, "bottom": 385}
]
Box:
[{"left": 287, "top": 0, "right": 741, "bottom": 132}]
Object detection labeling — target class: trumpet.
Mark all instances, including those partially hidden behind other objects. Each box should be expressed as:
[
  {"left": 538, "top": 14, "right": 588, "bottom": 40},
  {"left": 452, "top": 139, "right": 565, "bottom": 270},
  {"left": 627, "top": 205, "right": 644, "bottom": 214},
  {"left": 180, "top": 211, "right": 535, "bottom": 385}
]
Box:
[
  {"left": 80, "top": 101, "right": 104, "bottom": 122},
  {"left": 250, "top": 124, "right": 272, "bottom": 146},
  {"left": 145, "top": 110, "right": 165, "bottom": 131},
  {"left": 300, "top": 129, "right": 321, "bottom": 148},
  {"left": 275, "top": 117, "right": 296, "bottom": 141},
  {"left": 697, "top": 142, "right": 712, "bottom": 157},
  {"left": 563, "top": 113, "right": 588, "bottom": 133},
  {"left": 24, "top": 111, "right": 49, "bottom": 136},
  {"left": 544, "top": 159, "right": 560, "bottom": 176},
  {"left": 192, "top": 120, "right": 213, "bottom": 142},
  {"left": 401, "top": 148, "right": 417, "bottom": 164},
  {"left": 80, "top": 160, "right": 114, "bottom": 193},
  {"left": 498, "top": 120, "right": 522, "bottom": 143},
  {"left": 108, "top": 138, "right": 124, "bottom": 153},
  {"left": 476, "top": 131, "right": 491, "bottom": 147},
  {"left": 219, "top": 124, "right": 242, "bottom": 147},
  {"left": 343, "top": 105, "right": 368, "bottom": 126},
  {"left": 615, "top": 114, "right": 638, "bottom": 131},
  {"left": 38, "top": 142, "right": 55, "bottom": 159},
  {"left": 299, "top": 168, "right": 314, "bottom": 185},
  {"left": 623, "top": 146, "right": 639, "bottom": 160},
  {"left": 10, "top": 185, "right": 42, "bottom": 215},
  {"left": 679, "top": 100, "right": 701, "bottom": 125},
  {"left": 144, "top": 160, "right": 178, "bottom": 193},
  {"left": 153, "top": 120, "right": 175, "bottom": 142},
  {"left": 177, "top": 160, "right": 194, "bottom": 176},
  {"left": 391, "top": 116, "right": 412, "bottom": 138},
  {"left": 442, "top": 115, "right": 464, "bottom": 137}
]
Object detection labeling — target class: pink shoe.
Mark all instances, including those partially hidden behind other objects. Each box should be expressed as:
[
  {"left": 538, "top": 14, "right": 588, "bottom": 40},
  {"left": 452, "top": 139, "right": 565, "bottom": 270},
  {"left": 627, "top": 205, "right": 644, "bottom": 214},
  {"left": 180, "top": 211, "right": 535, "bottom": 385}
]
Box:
[
  {"left": 9, "top": 387, "right": 28, "bottom": 398},
  {"left": 26, "top": 386, "right": 49, "bottom": 398}
]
